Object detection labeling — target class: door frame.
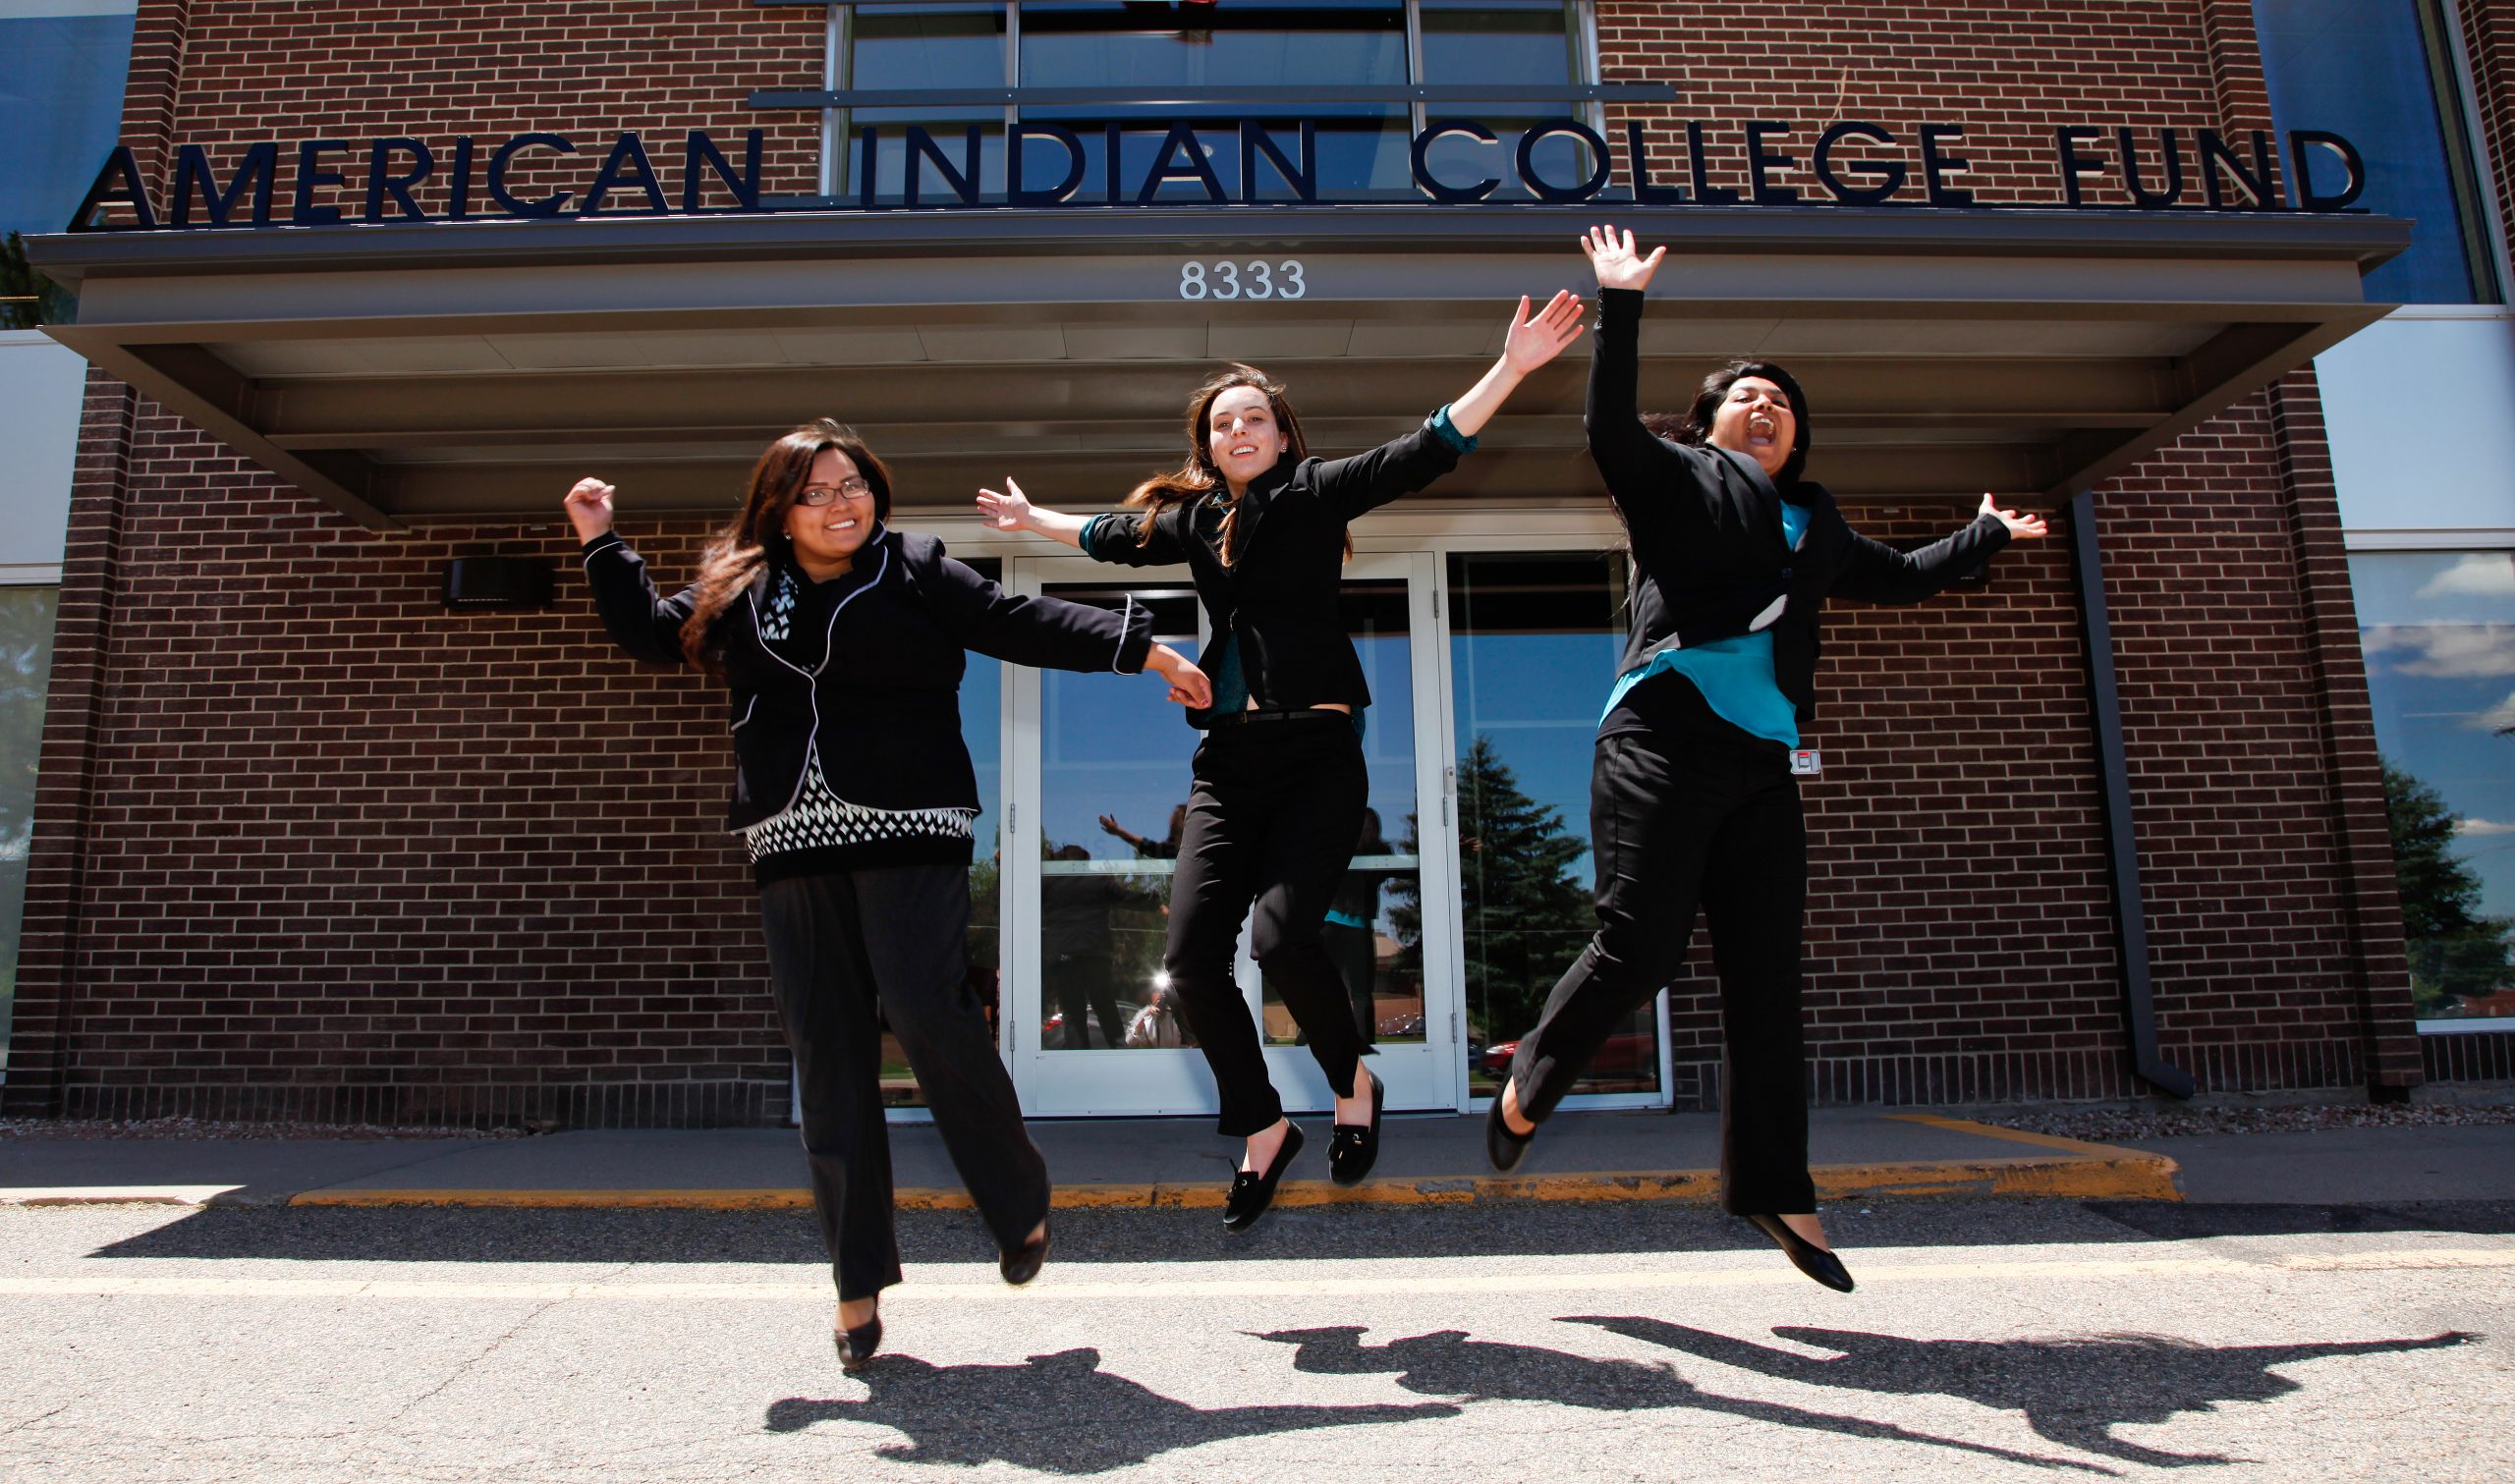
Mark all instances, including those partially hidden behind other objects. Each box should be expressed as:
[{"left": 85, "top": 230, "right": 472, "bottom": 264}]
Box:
[{"left": 999, "top": 549, "right": 1467, "bottom": 1117}]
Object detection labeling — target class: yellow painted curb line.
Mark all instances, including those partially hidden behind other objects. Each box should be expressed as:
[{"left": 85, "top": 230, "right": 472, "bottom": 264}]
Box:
[
  {"left": 283, "top": 1124, "right": 2179, "bottom": 1210},
  {"left": 1881, "top": 1113, "right": 2183, "bottom": 1200}
]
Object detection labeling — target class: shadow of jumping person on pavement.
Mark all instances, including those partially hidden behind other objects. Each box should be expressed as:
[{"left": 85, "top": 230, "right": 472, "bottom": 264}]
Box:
[
  {"left": 1566, "top": 1318, "right": 2475, "bottom": 1468},
  {"left": 1254, "top": 1326, "right": 2106, "bottom": 1473},
  {"left": 764, "top": 1346, "right": 1457, "bottom": 1472}
]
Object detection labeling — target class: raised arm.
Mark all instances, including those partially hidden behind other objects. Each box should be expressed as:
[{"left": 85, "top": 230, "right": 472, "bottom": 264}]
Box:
[
  {"left": 1312, "top": 292, "right": 1585, "bottom": 519},
  {"left": 1580, "top": 226, "right": 1740, "bottom": 543},
  {"left": 566, "top": 476, "right": 697, "bottom": 665},
  {"left": 1446, "top": 289, "right": 1587, "bottom": 438},
  {"left": 1830, "top": 496, "right": 2045, "bottom": 605}
]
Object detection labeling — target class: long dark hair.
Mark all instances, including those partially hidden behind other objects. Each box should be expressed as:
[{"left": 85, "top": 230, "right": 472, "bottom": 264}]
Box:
[
  {"left": 680, "top": 419, "right": 894, "bottom": 669},
  {"left": 1124, "top": 363, "right": 1313, "bottom": 567},
  {"left": 1644, "top": 359, "right": 1815, "bottom": 487}
]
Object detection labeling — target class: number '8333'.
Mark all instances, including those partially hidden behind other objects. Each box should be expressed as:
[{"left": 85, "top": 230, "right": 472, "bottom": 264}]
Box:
[{"left": 1179, "top": 260, "right": 1306, "bottom": 301}]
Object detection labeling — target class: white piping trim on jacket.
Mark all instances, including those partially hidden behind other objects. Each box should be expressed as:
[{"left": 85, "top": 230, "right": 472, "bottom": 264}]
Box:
[
  {"left": 730, "top": 695, "right": 758, "bottom": 732},
  {"left": 742, "top": 540, "right": 894, "bottom": 830},
  {"left": 1111, "top": 592, "right": 1138, "bottom": 672}
]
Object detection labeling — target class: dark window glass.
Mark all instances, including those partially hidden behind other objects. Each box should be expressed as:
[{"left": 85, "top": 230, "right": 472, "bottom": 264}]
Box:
[
  {"left": 2255, "top": 0, "right": 2498, "bottom": 303},
  {"left": 1418, "top": 0, "right": 1591, "bottom": 203},
  {"left": 1020, "top": 0, "right": 1411, "bottom": 199},
  {"left": 2351, "top": 551, "right": 2515, "bottom": 1021},
  {"left": 1442, "top": 553, "right": 1660, "bottom": 1098},
  {"left": 829, "top": 0, "right": 1588, "bottom": 203},
  {"left": 0, "top": 4, "right": 136, "bottom": 237},
  {"left": 844, "top": 3, "right": 1007, "bottom": 204}
]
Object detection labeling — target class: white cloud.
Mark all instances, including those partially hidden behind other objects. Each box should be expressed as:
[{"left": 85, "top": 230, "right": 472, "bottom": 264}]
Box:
[
  {"left": 2416, "top": 553, "right": 2515, "bottom": 601},
  {"left": 2459, "top": 818, "right": 2515, "bottom": 838},
  {"left": 2363, "top": 623, "right": 2515, "bottom": 679}
]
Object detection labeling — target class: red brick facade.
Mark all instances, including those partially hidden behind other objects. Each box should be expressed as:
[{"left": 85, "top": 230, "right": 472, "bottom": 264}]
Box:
[{"left": 3, "top": 0, "right": 2436, "bottom": 1122}]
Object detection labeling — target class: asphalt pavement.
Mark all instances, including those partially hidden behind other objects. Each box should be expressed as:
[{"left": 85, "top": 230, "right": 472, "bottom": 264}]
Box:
[
  {"left": 5, "top": 1112, "right": 2511, "bottom": 1481},
  {"left": 2, "top": 1191, "right": 2507, "bottom": 1482}
]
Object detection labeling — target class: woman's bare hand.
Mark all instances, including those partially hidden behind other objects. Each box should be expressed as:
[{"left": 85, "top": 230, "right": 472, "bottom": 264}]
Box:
[
  {"left": 1502, "top": 290, "right": 1587, "bottom": 376},
  {"left": 564, "top": 477, "right": 615, "bottom": 542},
  {"left": 1582, "top": 224, "right": 1666, "bottom": 293},
  {"left": 1146, "top": 644, "right": 1213, "bottom": 709},
  {"left": 1980, "top": 494, "right": 2049, "bottom": 539},
  {"left": 976, "top": 479, "right": 1034, "bottom": 532}
]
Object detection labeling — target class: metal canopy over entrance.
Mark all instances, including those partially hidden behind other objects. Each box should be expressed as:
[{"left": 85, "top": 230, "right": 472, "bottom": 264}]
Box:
[{"left": 31, "top": 206, "right": 2405, "bottom": 530}]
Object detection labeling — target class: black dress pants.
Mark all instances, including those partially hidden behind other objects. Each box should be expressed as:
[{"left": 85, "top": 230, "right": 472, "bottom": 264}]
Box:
[
  {"left": 1165, "top": 715, "right": 1371, "bottom": 1136},
  {"left": 1507, "top": 689, "right": 1815, "bottom": 1214},
  {"left": 758, "top": 864, "right": 1049, "bottom": 1300}
]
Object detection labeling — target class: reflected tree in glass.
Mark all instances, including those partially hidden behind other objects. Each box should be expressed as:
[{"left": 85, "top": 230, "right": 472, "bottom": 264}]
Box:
[{"left": 2385, "top": 757, "right": 2515, "bottom": 1017}]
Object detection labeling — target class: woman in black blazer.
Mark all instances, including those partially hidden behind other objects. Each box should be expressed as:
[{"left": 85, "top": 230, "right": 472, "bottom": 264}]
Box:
[
  {"left": 978, "top": 292, "right": 1587, "bottom": 1230},
  {"left": 1484, "top": 230, "right": 2047, "bottom": 1291},
  {"left": 567, "top": 420, "right": 1207, "bottom": 1368}
]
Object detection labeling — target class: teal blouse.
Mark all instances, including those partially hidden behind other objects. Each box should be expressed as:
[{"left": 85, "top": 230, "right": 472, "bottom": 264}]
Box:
[{"left": 1600, "top": 502, "right": 1812, "bottom": 746}]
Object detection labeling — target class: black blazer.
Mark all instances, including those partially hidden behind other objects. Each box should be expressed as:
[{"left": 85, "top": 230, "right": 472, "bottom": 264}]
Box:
[
  {"left": 1589, "top": 289, "right": 2011, "bottom": 724},
  {"left": 1082, "top": 419, "right": 1462, "bottom": 724},
  {"left": 582, "top": 525, "right": 1152, "bottom": 830}
]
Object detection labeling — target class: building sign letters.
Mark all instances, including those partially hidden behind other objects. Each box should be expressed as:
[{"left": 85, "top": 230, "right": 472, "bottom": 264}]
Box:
[{"left": 68, "top": 118, "right": 2371, "bottom": 231}]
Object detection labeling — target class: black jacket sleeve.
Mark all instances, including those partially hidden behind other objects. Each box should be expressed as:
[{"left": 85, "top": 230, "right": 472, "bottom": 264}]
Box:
[
  {"left": 1587, "top": 289, "right": 1728, "bottom": 545},
  {"left": 915, "top": 540, "right": 1154, "bottom": 674},
  {"left": 580, "top": 532, "right": 698, "bottom": 666},
  {"left": 1308, "top": 417, "right": 1466, "bottom": 521},
  {"left": 1081, "top": 508, "right": 1190, "bottom": 568},
  {"left": 1829, "top": 513, "right": 2013, "bottom": 605}
]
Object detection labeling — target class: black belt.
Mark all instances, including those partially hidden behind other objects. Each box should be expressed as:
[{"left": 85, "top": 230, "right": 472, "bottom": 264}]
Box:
[{"left": 1202, "top": 707, "right": 1350, "bottom": 728}]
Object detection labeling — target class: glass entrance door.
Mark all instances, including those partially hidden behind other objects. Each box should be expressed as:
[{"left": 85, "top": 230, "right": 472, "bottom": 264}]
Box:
[{"left": 1005, "top": 552, "right": 1462, "bottom": 1118}]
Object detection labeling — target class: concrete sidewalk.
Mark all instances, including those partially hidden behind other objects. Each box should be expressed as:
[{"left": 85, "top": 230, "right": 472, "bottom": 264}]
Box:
[{"left": 0, "top": 1106, "right": 2184, "bottom": 1209}]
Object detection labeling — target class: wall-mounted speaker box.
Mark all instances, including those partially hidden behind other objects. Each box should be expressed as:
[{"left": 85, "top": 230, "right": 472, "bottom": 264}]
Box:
[{"left": 442, "top": 556, "right": 555, "bottom": 611}]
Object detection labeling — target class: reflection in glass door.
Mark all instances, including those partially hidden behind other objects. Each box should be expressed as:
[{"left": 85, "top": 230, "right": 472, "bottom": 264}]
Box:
[
  {"left": 1446, "top": 552, "right": 1671, "bottom": 1108},
  {"left": 1008, "top": 554, "right": 1461, "bottom": 1117}
]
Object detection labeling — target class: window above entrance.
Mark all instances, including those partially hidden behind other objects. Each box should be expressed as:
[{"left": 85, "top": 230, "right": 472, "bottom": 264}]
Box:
[{"left": 807, "top": 0, "right": 1596, "bottom": 205}]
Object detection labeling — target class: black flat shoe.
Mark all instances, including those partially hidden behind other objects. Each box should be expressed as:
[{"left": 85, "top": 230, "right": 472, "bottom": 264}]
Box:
[
  {"left": 1328, "top": 1070, "right": 1384, "bottom": 1186},
  {"left": 999, "top": 1220, "right": 1051, "bottom": 1287},
  {"left": 1484, "top": 1085, "right": 1535, "bottom": 1174},
  {"left": 835, "top": 1307, "right": 882, "bottom": 1371},
  {"left": 1222, "top": 1121, "right": 1305, "bottom": 1233},
  {"left": 1744, "top": 1213, "right": 1856, "bottom": 1292}
]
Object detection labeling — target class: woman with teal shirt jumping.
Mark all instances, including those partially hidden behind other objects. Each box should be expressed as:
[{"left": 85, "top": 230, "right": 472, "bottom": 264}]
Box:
[{"left": 1483, "top": 228, "right": 2048, "bottom": 1292}]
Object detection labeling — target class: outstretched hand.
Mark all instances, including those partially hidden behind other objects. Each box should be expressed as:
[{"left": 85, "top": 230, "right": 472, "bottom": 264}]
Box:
[
  {"left": 1582, "top": 224, "right": 1665, "bottom": 293},
  {"left": 1981, "top": 494, "right": 2048, "bottom": 539},
  {"left": 563, "top": 476, "right": 615, "bottom": 542},
  {"left": 1501, "top": 289, "right": 1588, "bottom": 376},
  {"left": 976, "top": 479, "right": 1034, "bottom": 532}
]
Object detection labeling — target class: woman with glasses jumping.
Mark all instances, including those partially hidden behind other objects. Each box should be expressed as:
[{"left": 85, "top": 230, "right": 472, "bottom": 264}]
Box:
[
  {"left": 566, "top": 420, "right": 1209, "bottom": 1368},
  {"left": 977, "top": 291, "right": 1586, "bottom": 1231}
]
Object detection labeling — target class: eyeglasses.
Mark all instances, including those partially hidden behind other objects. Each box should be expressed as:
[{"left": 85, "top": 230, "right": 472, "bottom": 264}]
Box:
[{"left": 798, "top": 477, "right": 874, "bottom": 507}]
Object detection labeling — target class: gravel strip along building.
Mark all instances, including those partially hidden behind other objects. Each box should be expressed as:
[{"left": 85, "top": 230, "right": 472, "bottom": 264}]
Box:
[{"left": 4, "top": 0, "right": 2513, "bottom": 1127}]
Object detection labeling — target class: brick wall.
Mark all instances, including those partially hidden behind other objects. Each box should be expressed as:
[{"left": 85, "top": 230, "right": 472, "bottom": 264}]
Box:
[
  {"left": 1596, "top": 0, "right": 2280, "bottom": 207},
  {"left": 2458, "top": 1, "right": 2515, "bottom": 258},
  {"left": 15, "top": 403, "right": 783, "bottom": 1125}
]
